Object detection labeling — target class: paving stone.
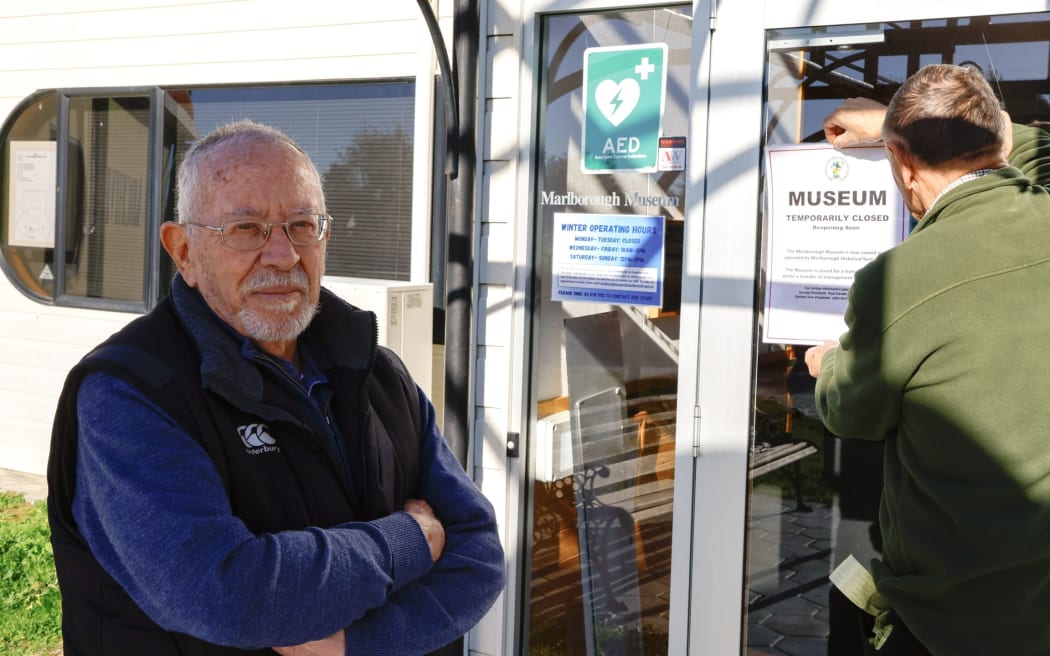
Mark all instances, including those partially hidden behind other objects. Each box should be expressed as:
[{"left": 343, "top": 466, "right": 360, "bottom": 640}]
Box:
[
  {"left": 751, "top": 534, "right": 783, "bottom": 556},
  {"left": 748, "top": 622, "right": 784, "bottom": 647},
  {"left": 801, "top": 582, "right": 832, "bottom": 607},
  {"left": 747, "top": 608, "right": 774, "bottom": 625},
  {"left": 799, "top": 526, "right": 831, "bottom": 543},
  {"left": 762, "top": 595, "right": 822, "bottom": 618},
  {"left": 751, "top": 527, "right": 774, "bottom": 542},
  {"left": 790, "top": 559, "right": 832, "bottom": 584},
  {"left": 814, "top": 605, "right": 831, "bottom": 624},
  {"left": 779, "top": 543, "right": 823, "bottom": 562},
  {"left": 809, "top": 538, "right": 833, "bottom": 552},
  {"left": 780, "top": 527, "right": 815, "bottom": 544},
  {"left": 750, "top": 569, "right": 797, "bottom": 596},
  {"left": 765, "top": 611, "right": 828, "bottom": 638},
  {"left": 746, "top": 499, "right": 834, "bottom": 655},
  {"left": 793, "top": 511, "right": 831, "bottom": 529},
  {"left": 777, "top": 635, "right": 830, "bottom": 656}
]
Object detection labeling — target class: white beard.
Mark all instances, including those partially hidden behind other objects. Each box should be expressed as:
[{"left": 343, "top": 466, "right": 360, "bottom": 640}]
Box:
[{"left": 236, "top": 267, "right": 318, "bottom": 343}]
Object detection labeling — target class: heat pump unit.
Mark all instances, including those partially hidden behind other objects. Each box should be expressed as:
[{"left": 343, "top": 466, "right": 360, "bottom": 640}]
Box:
[{"left": 323, "top": 277, "right": 434, "bottom": 398}]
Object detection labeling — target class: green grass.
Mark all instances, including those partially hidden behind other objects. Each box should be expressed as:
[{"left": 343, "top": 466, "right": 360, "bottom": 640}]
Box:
[{"left": 0, "top": 492, "right": 62, "bottom": 656}]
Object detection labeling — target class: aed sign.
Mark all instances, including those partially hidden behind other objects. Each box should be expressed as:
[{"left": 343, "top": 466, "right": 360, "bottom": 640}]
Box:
[{"left": 582, "top": 43, "right": 668, "bottom": 174}]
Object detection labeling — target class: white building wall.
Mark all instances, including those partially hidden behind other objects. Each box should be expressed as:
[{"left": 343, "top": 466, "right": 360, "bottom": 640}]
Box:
[
  {"left": 0, "top": 1, "right": 426, "bottom": 475},
  {"left": 0, "top": 2, "right": 515, "bottom": 651},
  {"left": 0, "top": 2, "right": 423, "bottom": 116},
  {"left": 0, "top": 283, "right": 133, "bottom": 474}
]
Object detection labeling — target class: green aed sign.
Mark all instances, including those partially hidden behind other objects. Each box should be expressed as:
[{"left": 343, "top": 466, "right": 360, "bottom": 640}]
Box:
[{"left": 582, "top": 43, "right": 668, "bottom": 174}]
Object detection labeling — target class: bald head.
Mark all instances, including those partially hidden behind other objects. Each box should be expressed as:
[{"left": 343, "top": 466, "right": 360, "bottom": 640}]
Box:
[
  {"left": 176, "top": 120, "right": 324, "bottom": 223},
  {"left": 882, "top": 64, "right": 1006, "bottom": 168}
]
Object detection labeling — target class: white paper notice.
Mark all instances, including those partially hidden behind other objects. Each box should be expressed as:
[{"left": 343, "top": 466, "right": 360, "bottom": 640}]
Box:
[
  {"left": 7, "top": 141, "right": 57, "bottom": 248},
  {"left": 764, "top": 144, "right": 907, "bottom": 345}
]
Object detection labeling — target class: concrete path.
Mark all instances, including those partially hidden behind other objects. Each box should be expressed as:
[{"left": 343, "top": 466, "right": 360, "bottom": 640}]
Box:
[{"left": 0, "top": 467, "right": 48, "bottom": 503}]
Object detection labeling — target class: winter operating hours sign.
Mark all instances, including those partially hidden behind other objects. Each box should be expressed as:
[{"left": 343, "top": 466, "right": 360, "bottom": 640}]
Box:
[{"left": 582, "top": 43, "right": 668, "bottom": 174}]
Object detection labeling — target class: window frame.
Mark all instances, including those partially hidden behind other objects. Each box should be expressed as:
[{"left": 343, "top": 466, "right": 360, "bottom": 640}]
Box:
[
  {"left": 1, "top": 80, "right": 422, "bottom": 312},
  {"left": 54, "top": 86, "right": 162, "bottom": 313}
]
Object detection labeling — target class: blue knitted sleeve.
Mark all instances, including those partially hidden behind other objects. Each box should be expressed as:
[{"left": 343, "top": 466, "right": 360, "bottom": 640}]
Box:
[{"left": 340, "top": 389, "right": 507, "bottom": 655}]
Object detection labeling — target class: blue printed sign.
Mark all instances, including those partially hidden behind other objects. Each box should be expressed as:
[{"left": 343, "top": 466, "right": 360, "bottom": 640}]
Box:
[
  {"left": 551, "top": 213, "right": 666, "bottom": 306},
  {"left": 582, "top": 44, "right": 668, "bottom": 173}
]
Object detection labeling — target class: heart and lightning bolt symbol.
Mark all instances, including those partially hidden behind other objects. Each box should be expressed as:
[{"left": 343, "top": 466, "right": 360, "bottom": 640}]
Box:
[{"left": 595, "top": 78, "right": 641, "bottom": 127}]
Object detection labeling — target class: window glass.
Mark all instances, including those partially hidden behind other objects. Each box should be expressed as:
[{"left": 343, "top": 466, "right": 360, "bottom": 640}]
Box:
[
  {"left": 0, "top": 93, "right": 59, "bottom": 301},
  {"left": 1, "top": 81, "right": 418, "bottom": 308},
  {"left": 65, "top": 96, "right": 151, "bottom": 303},
  {"left": 525, "top": 7, "right": 692, "bottom": 655},
  {"left": 748, "top": 12, "right": 1050, "bottom": 654},
  {"left": 163, "top": 83, "right": 416, "bottom": 280}
]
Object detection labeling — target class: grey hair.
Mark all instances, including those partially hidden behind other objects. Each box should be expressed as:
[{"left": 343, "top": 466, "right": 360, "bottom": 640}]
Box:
[
  {"left": 883, "top": 64, "right": 1006, "bottom": 167},
  {"left": 175, "top": 120, "right": 325, "bottom": 222}
]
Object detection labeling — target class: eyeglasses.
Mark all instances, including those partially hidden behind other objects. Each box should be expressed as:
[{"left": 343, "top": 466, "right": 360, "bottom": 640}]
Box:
[{"left": 181, "top": 214, "right": 330, "bottom": 251}]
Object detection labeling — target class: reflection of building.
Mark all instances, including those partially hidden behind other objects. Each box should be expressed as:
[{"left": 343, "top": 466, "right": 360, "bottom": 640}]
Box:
[{"left": 1, "top": 3, "right": 1049, "bottom": 654}]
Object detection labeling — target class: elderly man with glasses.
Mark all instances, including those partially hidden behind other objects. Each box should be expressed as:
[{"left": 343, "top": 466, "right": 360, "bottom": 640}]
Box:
[{"left": 47, "top": 120, "right": 506, "bottom": 656}]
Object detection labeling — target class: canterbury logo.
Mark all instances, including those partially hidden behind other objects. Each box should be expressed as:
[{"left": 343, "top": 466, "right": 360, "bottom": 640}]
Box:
[{"left": 237, "top": 423, "right": 279, "bottom": 455}]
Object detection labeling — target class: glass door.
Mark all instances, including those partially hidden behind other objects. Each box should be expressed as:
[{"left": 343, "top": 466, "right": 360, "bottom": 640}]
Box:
[
  {"left": 522, "top": 6, "right": 693, "bottom": 655},
  {"left": 686, "top": 1, "right": 1050, "bottom": 653},
  {"left": 748, "top": 9, "right": 1050, "bottom": 654}
]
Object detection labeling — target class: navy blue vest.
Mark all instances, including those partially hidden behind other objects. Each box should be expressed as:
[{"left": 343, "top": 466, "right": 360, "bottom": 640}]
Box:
[{"left": 48, "top": 293, "right": 422, "bottom": 655}]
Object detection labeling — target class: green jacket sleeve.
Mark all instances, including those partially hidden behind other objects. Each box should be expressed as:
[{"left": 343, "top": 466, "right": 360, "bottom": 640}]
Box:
[{"left": 814, "top": 261, "right": 902, "bottom": 440}]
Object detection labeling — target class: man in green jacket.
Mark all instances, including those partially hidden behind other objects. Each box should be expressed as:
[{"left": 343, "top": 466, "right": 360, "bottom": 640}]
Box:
[{"left": 807, "top": 64, "right": 1050, "bottom": 655}]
